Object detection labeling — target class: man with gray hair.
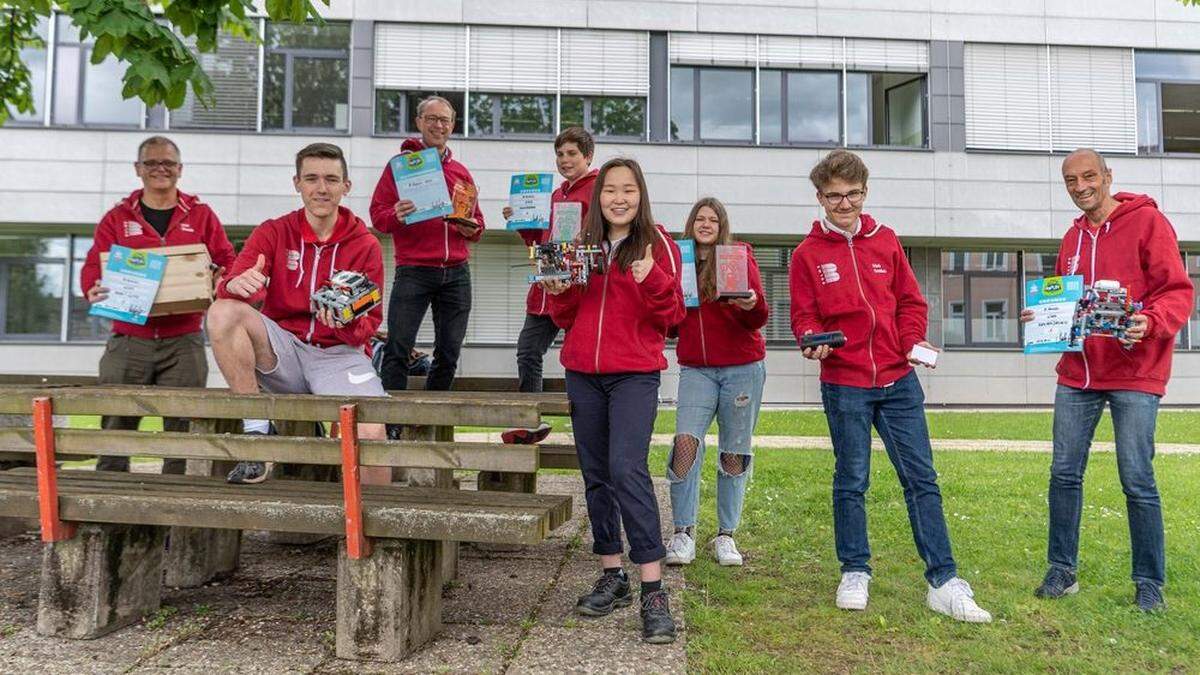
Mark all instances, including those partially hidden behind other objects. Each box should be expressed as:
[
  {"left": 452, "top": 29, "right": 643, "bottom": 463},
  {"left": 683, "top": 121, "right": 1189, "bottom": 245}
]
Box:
[
  {"left": 369, "top": 95, "right": 484, "bottom": 417},
  {"left": 1021, "top": 148, "right": 1193, "bottom": 612},
  {"left": 80, "top": 136, "right": 236, "bottom": 473}
]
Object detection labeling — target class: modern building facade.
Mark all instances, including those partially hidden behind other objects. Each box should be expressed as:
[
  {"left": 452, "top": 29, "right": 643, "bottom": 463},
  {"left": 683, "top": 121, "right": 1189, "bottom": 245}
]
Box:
[{"left": 2, "top": 1, "right": 1199, "bottom": 404}]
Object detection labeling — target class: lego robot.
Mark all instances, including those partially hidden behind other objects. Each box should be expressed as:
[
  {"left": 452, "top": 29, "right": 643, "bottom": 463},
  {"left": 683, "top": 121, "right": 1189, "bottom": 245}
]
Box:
[
  {"left": 527, "top": 242, "right": 608, "bottom": 285},
  {"left": 310, "top": 270, "right": 382, "bottom": 327},
  {"left": 1068, "top": 279, "right": 1143, "bottom": 348}
]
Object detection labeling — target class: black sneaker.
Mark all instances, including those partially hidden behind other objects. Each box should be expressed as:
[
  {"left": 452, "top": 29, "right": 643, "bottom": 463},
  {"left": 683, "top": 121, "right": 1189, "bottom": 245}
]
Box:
[
  {"left": 575, "top": 571, "right": 632, "bottom": 617},
  {"left": 226, "top": 425, "right": 274, "bottom": 485},
  {"left": 1135, "top": 582, "right": 1166, "bottom": 613},
  {"left": 640, "top": 589, "right": 677, "bottom": 644},
  {"left": 1035, "top": 566, "right": 1079, "bottom": 599}
]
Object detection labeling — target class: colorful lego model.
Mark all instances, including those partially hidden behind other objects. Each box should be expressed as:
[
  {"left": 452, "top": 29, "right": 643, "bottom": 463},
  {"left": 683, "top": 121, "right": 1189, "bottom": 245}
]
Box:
[
  {"left": 527, "top": 242, "right": 608, "bottom": 285},
  {"left": 1069, "top": 279, "right": 1143, "bottom": 348},
  {"left": 310, "top": 270, "right": 382, "bottom": 327}
]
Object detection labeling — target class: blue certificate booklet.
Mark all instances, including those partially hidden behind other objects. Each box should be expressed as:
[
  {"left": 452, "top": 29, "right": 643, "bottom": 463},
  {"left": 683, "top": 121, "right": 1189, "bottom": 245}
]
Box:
[
  {"left": 678, "top": 239, "right": 700, "bottom": 308},
  {"left": 507, "top": 173, "right": 555, "bottom": 230},
  {"left": 89, "top": 245, "right": 167, "bottom": 325},
  {"left": 390, "top": 148, "right": 452, "bottom": 224},
  {"left": 1024, "top": 275, "right": 1084, "bottom": 354}
]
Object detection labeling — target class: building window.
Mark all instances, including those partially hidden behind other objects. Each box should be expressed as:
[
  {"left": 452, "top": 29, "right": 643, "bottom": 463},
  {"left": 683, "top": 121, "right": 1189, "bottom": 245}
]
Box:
[
  {"left": 560, "top": 96, "right": 645, "bottom": 138},
  {"left": 1188, "top": 253, "right": 1200, "bottom": 350},
  {"left": 759, "top": 70, "right": 840, "bottom": 145},
  {"left": 68, "top": 237, "right": 110, "bottom": 341},
  {"left": 0, "top": 236, "right": 67, "bottom": 341},
  {"left": 1135, "top": 51, "right": 1200, "bottom": 154},
  {"left": 263, "top": 22, "right": 350, "bottom": 132},
  {"left": 52, "top": 14, "right": 143, "bottom": 127},
  {"left": 375, "top": 90, "right": 465, "bottom": 136},
  {"left": 941, "top": 250, "right": 1019, "bottom": 347},
  {"left": 6, "top": 17, "right": 48, "bottom": 125},
  {"left": 468, "top": 93, "right": 554, "bottom": 137},
  {"left": 670, "top": 66, "right": 754, "bottom": 142},
  {"left": 171, "top": 30, "right": 260, "bottom": 131}
]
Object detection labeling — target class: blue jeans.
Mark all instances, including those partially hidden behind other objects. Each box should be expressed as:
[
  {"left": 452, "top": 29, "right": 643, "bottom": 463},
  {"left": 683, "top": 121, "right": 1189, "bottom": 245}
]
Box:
[
  {"left": 669, "top": 361, "right": 766, "bottom": 533},
  {"left": 820, "top": 370, "right": 958, "bottom": 587},
  {"left": 1048, "top": 385, "right": 1164, "bottom": 586}
]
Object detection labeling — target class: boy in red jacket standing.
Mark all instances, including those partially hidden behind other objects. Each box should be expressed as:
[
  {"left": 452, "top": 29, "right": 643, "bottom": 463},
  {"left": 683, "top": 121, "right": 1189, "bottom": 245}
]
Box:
[
  {"left": 790, "top": 150, "right": 991, "bottom": 623},
  {"left": 1021, "top": 149, "right": 1193, "bottom": 612},
  {"left": 81, "top": 136, "right": 236, "bottom": 474},
  {"left": 369, "top": 96, "right": 484, "bottom": 410},
  {"left": 207, "top": 143, "right": 388, "bottom": 485}
]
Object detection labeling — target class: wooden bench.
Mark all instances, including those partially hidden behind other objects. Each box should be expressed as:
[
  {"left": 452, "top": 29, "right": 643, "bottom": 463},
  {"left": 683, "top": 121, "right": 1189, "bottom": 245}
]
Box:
[{"left": 0, "top": 386, "right": 572, "bottom": 662}]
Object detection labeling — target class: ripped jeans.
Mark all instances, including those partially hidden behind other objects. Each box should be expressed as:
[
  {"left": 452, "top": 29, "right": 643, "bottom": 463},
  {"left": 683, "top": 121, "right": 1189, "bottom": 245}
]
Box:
[{"left": 668, "top": 360, "right": 766, "bottom": 533}]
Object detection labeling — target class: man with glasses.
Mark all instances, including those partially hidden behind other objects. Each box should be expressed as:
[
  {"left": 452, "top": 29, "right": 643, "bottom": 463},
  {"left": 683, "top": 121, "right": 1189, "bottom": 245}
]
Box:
[
  {"left": 80, "top": 135, "right": 236, "bottom": 473},
  {"left": 370, "top": 96, "right": 484, "bottom": 412},
  {"left": 789, "top": 149, "right": 992, "bottom": 623}
]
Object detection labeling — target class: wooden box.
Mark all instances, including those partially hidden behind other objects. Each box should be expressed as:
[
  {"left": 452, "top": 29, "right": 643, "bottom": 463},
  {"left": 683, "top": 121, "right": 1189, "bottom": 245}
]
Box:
[{"left": 100, "top": 243, "right": 214, "bottom": 317}]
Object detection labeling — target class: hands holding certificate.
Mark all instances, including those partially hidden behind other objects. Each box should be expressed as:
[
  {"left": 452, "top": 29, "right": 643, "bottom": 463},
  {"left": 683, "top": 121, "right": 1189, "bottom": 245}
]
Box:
[{"left": 1020, "top": 307, "right": 1150, "bottom": 346}]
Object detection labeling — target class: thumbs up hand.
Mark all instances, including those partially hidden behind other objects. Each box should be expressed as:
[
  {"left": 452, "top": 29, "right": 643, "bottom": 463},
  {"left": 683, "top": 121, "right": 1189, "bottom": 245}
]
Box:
[
  {"left": 631, "top": 243, "right": 655, "bottom": 284},
  {"left": 227, "top": 253, "right": 270, "bottom": 298}
]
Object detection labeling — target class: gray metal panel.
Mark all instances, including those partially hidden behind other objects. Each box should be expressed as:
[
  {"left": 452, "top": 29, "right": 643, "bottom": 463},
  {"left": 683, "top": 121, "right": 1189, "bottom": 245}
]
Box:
[{"left": 648, "top": 32, "right": 669, "bottom": 143}]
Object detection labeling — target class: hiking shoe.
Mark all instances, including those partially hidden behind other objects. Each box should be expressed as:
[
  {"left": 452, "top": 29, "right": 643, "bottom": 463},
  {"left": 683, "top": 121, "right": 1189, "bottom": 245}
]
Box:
[
  {"left": 575, "top": 570, "right": 632, "bottom": 617},
  {"left": 664, "top": 530, "right": 695, "bottom": 566},
  {"left": 226, "top": 461, "right": 271, "bottom": 484},
  {"left": 927, "top": 578, "right": 993, "bottom": 623},
  {"left": 501, "top": 422, "right": 552, "bottom": 445},
  {"left": 1035, "top": 566, "right": 1079, "bottom": 599},
  {"left": 640, "top": 589, "right": 677, "bottom": 644},
  {"left": 711, "top": 534, "right": 743, "bottom": 566},
  {"left": 1135, "top": 582, "right": 1166, "bottom": 613},
  {"left": 836, "top": 571, "right": 871, "bottom": 610}
]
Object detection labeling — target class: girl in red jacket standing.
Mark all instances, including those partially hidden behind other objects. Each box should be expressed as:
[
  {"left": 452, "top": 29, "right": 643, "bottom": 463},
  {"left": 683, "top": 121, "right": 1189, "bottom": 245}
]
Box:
[
  {"left": 542, "top": 158, "right": 685, "bottom": 644},
  {"left": 663, "top": 198, "right": 768, "bottom": 568}
]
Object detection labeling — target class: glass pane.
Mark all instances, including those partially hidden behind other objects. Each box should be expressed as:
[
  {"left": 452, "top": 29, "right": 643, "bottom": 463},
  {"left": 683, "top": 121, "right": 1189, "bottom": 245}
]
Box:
[
  {"left": 52, "top": 44, "right": 80, "bottom": 125},
  {"left": 82, "top": 51, "right": 142, "bottom": 126},
  {"left": 787, "top": 71, "right": 840, "bottom": 144},
  {"left": 670, "top": 66, "right": 694, "bottom": 141},
  {"left": 173, "top": 31, "right": 260, "bottom": 131},
  {"left": 759, "top": 70, "right": 782, "bottom": 144},
  {"left": 11, "top": 18, "right": 48, "bottom": 124},
  {"left": 469, "top": 94, "right": 495, "bottom": 136},
  {"left": 942, "top": 272, "right": 966, "bottom": 346},
  {"left": 267, "top": 22, "right": 350, "bottom": 51},
  {"left": 1189, "top": 254, "right": 1200, "bottom": 349},
  {"left": 886, "top": 78, "right": 924, "bottom": 146},
  {"left": 1022, "top": 251, "right": 1058, "bottom": 281},
  {"left": 1161, "top": 83, "right": 1200, "bottom": 154},
  {"left": 498, "top": 94, "right": 552, "bottom": 135},
  {"left": 262, "top": 52, "right": 285, "bottom": 129},
  {"left": 3, "top": 262, "right": 63, "bottom": 339},
  {"left": 699, "top": 69, "right": 752, "bottom": 141},
  {"left": 291, "top": 57, "right": 348, "bottom": 130},
  {"left": 406, "top": 91, "right": 464, "bottom": 135},
  {"left": 69, "top": 259, "right": 110, "bottom": 341},
  {"left": 1135, "top": 51, "right": 1200, "bottom": 82},
  {"left": 375, "top": 89, "right": 403, "bottom": 135},
  {"left": 971, "top": 278, "right": 1019, "bottom": 344},
  {"left": 561, "top": 96, "right": 584, "bottom": 130},
  {"left": 1137, "top": 81, "right": 1161, "bottom": 154},
  {"left": 0, "top": 235, "right": 68, "bottom": 257},
  {"left": 846, "top": 72, "right": 870, "bottom": 146},
  {"left": 592, "top": 97, "right": 644, "bottom": 137}
]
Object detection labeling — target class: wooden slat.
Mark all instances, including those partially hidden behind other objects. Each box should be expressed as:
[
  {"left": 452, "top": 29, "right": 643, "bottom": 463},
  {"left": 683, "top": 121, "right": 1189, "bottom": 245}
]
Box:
[
  {"left": 0, "top": 375, "right": 98, "bottom": 386},
  {"left": 0, "top": 428, "right": 539, "bottom": 472},
  {"left": 406, "top": 376, "right": 567, "bottom": 393},
  {"left": 388, "top": 388, "right": 569, "bottom": 415},
  {"left": 0, "top": 387, "right": 542, "bottom": 428},
  {"left": 537, "top": 444, "right": 580, "bottom": 470}
]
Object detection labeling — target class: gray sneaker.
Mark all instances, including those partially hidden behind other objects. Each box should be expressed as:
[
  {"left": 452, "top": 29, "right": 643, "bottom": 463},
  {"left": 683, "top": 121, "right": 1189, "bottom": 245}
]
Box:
[
  {"left": 1135, "top": 582, "right": 1166, "bottom": 613},
  {"left": 226, "top": 461, "right": 271, "bottom": 484},
  {"left": 1035, "top": 566, "right": 1079, "bottom": 599}
]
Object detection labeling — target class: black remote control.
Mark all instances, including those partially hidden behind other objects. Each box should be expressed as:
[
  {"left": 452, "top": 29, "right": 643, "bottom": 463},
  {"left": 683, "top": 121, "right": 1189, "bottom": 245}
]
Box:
[{"left": 801, "top": 331, "right": 846, "bottom": 349}]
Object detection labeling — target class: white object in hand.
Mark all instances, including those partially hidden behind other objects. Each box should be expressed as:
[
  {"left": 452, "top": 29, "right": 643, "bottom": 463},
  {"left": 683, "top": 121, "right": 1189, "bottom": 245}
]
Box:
[{"left": 910, "top": 343, "right": 939, "bottom": 367}]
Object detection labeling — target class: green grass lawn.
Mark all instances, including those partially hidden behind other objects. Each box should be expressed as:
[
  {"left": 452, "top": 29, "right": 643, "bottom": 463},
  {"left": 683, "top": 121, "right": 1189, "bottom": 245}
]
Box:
[{"left": 649, "top": 446, "right": 1200, "bottom": 673}]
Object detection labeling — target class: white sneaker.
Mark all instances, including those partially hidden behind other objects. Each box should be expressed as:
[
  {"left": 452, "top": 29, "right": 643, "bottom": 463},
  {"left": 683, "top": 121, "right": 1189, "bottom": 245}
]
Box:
[
  {"left": 927, "top": 577, "right": 993, "bottom": 623},
  {"left": 663, "top": 531, "right": 695, "bottom": 565},
  {"left": 710, "top": 535, "right": 743, "bottom": 566},
  {"left": 836, "top": 572, "right": 871, "bottom": 610}
]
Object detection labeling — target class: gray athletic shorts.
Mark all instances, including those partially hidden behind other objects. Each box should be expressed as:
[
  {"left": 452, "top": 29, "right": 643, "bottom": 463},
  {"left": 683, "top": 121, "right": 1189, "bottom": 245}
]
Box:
[{"left": 256, "top": 314, "right": 386, "bottom": 398}]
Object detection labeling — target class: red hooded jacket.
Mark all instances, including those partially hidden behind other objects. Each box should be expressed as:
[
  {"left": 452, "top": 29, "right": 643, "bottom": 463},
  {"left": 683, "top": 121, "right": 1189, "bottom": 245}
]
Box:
[
  {"left": 369, "top": 138, "right": 485, "bottom": 268},
  {"left": 1053, "top": 193, "right": 1194, "bottom": 396},
  {"left": 548, "top": 225, "right": 686, "bottom": 374},
  {"left": 789, "top": 214, "right": 927, "bottom": 388},
  {"left": 518, "top": 169, "right": 599, "bottom": 316},
  {"left": 673, "top": 242, "right": 769, "bottom": 368},
  {"left": 81, "top": 189, "right": 236, "bottom": 339},
  {"left": 216, "top": 207, "right": 383, "bottom": 349}
]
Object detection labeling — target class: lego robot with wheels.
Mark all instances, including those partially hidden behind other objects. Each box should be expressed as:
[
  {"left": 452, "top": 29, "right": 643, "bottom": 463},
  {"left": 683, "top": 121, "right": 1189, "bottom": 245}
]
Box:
[
  {"left": 310, "top": 270, "right": 382, "bottom": 327},
  {"left": 527, "top": 242, "right": 607, "bottom": 286},
  {"left": 1068, "top": 279, "right": 1143, "bottom": 348}
]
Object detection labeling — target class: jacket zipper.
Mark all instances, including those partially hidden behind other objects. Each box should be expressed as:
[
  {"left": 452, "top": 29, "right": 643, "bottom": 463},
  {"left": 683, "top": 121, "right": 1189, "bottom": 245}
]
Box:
[
  {"left": 594, "top": 271, "right": 611, "bottom": 374},
  {"left": 306, "top": 245, "right": 324, "bottom": 343},
  {"left": 698, "top": 305, "right": 709, "bottom": 366},
  {"left": 847, "top": 238, "right": 878, "bottom": 387},
  {"left": 1082, "top": 228, "right": 1100, "bottom": 389}
]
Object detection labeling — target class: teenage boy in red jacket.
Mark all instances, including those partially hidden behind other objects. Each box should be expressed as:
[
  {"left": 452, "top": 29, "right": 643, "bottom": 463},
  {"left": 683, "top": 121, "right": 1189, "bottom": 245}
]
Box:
[
  {"left": 500, "top": 126, "right": 599, "bottom": 444},
  {"left": 207, "top": 143, "right": 388, "bottom": 485},
  {"left": 81, "top": 135, "right": 236, "bottom": 474},
  {"left": 1021, "top": 149, "right": 1193, "bottom": 612},
  {"left": 790, "top": 150, "right": 991, "bottom": 623},
  {"left": 369, "top": 96, "right": 484, "bottom": 412}
]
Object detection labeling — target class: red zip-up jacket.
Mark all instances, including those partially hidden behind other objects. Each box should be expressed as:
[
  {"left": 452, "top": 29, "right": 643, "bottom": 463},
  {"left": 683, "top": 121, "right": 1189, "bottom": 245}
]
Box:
[
  {"left": 789, "top": 214, "right": 927, "bottom": 388},
  {"left": 81, "top": 189, "right": 236, "bottom": 339},
  {"left": 548, "top": 225, "right": 686, "bottom": 374},
  {"left": 518, "top": 169, "right": 598, "bottom": 316},
  {"left": 216, "top": 206, "right": 383, "bottom": 349},
  {"left": 369, "top": 138, "right": 485, "bottom": 268},
  {"left": 1053, "top": 193, "right": 1194, "bottom": 396},
  {"left": 674, "top": 242, "right": 769, "bottom": 368}
]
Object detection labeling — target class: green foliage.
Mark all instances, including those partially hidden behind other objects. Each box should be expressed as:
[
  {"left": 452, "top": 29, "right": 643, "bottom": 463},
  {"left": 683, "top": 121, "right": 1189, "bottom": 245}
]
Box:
[{"left": 0, "top": 0, "right": 328, "bottom": 124}]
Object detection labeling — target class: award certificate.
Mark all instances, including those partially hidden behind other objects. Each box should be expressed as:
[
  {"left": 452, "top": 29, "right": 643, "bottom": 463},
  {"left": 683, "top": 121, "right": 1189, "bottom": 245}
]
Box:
[
  {"left": 89, "top": 245, "right": 167, "bottom": 325},
  {"left": 678, "top": 239, "right": 700, "bottom": 308},
  {"left": 390, "top": 148, "right": 452, "bottom": 224},
  {"left": 507, "top": 173, "right": 554, "bottom": 230},
  {"left": 1024, "top": 275, "right": 1085, "bottom": 354}
]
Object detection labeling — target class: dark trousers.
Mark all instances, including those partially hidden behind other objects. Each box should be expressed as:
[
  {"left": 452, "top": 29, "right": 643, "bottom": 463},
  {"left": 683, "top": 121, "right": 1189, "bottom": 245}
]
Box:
[
  {"left": 516, "top": 313, "right": 560, "bottom": 393},
  {"left": 381, "top": 264, "right": 472, "bottom": 392},
  {"left": 97, "top": 333, "right": 208, "bottom": 474},
  {"left": 566, "top": 370, "right": 666, "bottom": 565}
]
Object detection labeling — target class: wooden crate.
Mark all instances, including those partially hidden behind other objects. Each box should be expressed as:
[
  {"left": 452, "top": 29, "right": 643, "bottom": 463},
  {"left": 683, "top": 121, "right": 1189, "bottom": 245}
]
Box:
[{"left": 101, "top": 243, "right": 213, "bottom": 317}]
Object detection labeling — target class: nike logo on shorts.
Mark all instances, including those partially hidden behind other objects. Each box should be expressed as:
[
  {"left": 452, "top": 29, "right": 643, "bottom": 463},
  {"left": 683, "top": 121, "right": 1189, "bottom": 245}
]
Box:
[{"left": 348, "top": 370, "right": 377, "bottom": 385}]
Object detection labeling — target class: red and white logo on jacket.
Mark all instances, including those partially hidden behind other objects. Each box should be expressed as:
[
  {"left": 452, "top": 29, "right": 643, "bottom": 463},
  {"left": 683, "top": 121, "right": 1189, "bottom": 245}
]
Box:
[
  {"left": 123, "top": 221, "right": 143, "bottom": 237},
  {"left": 817, "top": 262, "right": 840, "bottom": 284},
  {"left": 286, "top": 249, "right": 301, "bottom": 271}
]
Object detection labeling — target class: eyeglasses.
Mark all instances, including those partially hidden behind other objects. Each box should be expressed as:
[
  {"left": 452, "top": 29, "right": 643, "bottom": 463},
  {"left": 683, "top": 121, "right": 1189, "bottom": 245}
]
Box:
[
  {"left": 138, "top": 160, "right": 180, "bottom": 171},
  {"left": 821, "top": 189, "right": 866, "bottom": 205},
  {"left": 420, "top": 115, "right": 454, "bottom": 128}
]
